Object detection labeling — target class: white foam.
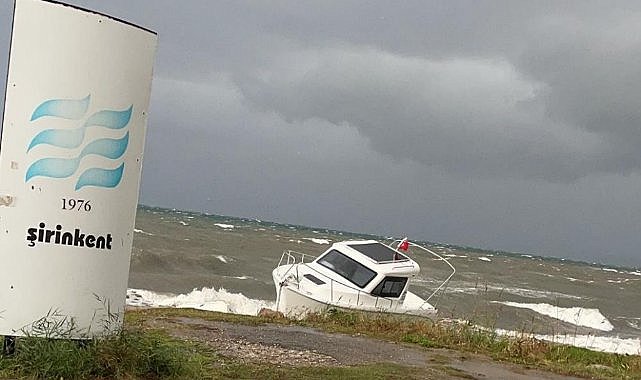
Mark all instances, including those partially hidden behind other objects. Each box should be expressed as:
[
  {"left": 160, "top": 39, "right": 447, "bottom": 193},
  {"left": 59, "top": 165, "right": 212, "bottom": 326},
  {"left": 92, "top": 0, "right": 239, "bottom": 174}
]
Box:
[
  {"left": 602, "top": 268, "right": 619, "bottom": 273},
  {"left": 495, "top": 301, "right": 614, "bottom": 331},
  {"left": 179, "top": 221, "right": 189, "bottom": 226},
  {"left": 215, "top": 223, "right": 235, "bottom": 229},
  {"left": 448, "top": 284, "right": 582, "bottom": 300},
  {"left": 627, "top": 271, "right": 641, "bottom": 276},
  {"left": 133, "top": 228, "right": 154, "bottom": 236},
  {"left": 444, "top": 254, "right": 468, "bottom": 258},
  {"left": 494, "top": 328, "right": 640, "bottom": 355},
  {"left": 521, "top": 254, "right": 533, "bottom": 258},
  {"left": 127, "top": 287, "right": 274, "bottom": 316},
  {"left": 478, "top": 257, "right": 491, "bottom": 262},
  {"left": 563, "top": 276, "right": 594, "bottom": 284},
  {"left": 215, "top": 255, "right": 231, "bottom": 263},
  {"left": 305, "top": 238, "right": 330, "bottom": 244}
]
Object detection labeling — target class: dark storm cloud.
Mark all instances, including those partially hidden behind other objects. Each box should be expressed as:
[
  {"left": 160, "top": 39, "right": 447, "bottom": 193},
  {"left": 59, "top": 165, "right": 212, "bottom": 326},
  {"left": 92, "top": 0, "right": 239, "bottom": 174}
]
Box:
[
  {"left": 1, "top": 1, "right": 640, "bottom": 266},
  {"left": 224, "top": 2, "right": 641, "bottom": 181}
]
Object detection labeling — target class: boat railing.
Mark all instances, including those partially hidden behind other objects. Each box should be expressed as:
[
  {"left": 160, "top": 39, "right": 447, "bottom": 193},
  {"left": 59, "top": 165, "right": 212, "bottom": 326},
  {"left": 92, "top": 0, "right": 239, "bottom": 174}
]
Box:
[
  {"left": 386, "top": 240, "right": 456, "bottom": 305},
  {"left": 277, "top": 250, "right": 394, "bottom": 310},
  {"left": 278, "top": 250, "right": 317, "bottom": 267}
]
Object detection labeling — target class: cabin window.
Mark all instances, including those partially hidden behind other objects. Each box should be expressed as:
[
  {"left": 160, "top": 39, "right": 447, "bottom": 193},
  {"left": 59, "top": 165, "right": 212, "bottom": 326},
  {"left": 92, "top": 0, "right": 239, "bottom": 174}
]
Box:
[
  {"left": 303, "top": 274, "right": 325, "bottom": 285},
  {"left": 371, "top": 276, "right": 408, "bottom": 298},
  {"left": 317, "top": 250, "right": 377, "bottom": 288}
]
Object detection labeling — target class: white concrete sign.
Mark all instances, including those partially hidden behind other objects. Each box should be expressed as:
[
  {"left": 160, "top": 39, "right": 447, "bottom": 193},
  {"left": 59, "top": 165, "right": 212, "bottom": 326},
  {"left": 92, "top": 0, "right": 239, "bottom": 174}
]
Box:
[{"left": 0, "top": 0, "right": 157, "bottom": 338}]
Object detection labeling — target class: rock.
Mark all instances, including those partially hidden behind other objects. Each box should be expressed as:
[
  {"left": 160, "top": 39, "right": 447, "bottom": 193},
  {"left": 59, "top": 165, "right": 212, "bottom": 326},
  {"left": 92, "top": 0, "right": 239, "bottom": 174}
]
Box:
[
  {"left": 258, "top": 308, "right": 285, "bottom": 319},
  {"left": 587, "top": 364, "right": 613, "bottom": 371}
]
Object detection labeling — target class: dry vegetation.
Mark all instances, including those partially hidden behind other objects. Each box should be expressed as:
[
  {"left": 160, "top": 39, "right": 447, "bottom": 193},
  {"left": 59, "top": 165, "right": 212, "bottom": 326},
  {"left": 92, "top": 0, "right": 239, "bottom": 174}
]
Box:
[{"left": 0, "top": 307, "right": 639, "bottom": 379}]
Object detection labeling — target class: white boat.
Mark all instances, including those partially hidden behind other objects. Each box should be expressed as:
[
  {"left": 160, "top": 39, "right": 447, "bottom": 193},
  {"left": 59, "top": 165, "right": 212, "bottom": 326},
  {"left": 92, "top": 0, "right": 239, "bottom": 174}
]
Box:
[{"left": 272, "top": 239, "right": 455, "bottom": 318}]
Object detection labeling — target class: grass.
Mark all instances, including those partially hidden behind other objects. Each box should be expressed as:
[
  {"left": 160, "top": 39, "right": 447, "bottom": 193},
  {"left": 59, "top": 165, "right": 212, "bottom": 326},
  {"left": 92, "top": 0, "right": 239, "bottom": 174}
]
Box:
[
  {"left": 299, "top": 309, "right": 641, "bottom": 379},
  {"left": 210, "top": 361, "right": 430, "bottom": 380},
  {"left": 0, "top": 329, "right": 210, "bottom": 379},
  {"left": 1, "top": 307, "right": 639, "bottom": 379}
]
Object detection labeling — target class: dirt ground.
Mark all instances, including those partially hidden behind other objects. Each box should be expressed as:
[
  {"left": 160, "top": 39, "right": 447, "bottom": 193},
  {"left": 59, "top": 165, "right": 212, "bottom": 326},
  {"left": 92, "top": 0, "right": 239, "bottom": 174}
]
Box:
[{"left": 147, "top": 316, "right": 586, "bottom": 380}]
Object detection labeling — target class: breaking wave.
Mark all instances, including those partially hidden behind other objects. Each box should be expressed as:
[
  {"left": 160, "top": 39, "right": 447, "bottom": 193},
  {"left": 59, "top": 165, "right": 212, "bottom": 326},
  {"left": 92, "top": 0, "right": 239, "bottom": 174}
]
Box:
[
  {"left": 126, "top": 287, "right": 274, "bottom": 316},
  {"left": 494, "top": 301, "right": 614, "bottom": 331}
]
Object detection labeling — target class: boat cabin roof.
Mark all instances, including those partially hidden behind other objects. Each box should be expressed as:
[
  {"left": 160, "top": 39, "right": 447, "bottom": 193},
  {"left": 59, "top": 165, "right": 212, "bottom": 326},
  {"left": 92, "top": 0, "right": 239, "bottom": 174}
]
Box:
[
  {"left": 347, "top": 241, "right": 408, "bottom": 263},
  {"left": 314, "top": 240, "right": 420, "bottom": 278}
]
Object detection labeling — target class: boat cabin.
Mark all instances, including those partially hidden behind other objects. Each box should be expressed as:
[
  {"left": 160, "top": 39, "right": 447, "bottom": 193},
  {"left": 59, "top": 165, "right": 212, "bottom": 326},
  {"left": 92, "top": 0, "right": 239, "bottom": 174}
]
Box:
[{"left": 310, "top": 240, "right": 420, "bottom": 298}]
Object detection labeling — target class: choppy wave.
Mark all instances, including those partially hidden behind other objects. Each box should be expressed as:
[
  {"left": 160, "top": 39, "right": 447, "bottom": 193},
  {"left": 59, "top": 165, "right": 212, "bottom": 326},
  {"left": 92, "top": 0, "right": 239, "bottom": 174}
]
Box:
[
  {"left": 494, "top": 328, "right": 640, "bottom": 355},
  {"left": 494, "top": 301, "right": 614, "bottom": 331},
  {"left": 215, "top": 255, "right": 231, "bottom": 263},
  {"left": 134, "top": 228, "right": 154, "bottom": 236},
  {"left": 304, "top": 238, "right": 330, "bottom": 244},
  {"left": 448, "top": 284, "right": 582, "bottom": 300},
  {"left": 127, "top": 287, "right": 274, "bottom": 315}
]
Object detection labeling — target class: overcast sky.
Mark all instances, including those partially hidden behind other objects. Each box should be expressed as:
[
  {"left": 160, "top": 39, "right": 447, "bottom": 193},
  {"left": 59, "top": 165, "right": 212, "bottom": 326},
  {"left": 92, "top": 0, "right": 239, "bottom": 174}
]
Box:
[{"left": 1, "top": 1, "right": 640, "bottom": 267}]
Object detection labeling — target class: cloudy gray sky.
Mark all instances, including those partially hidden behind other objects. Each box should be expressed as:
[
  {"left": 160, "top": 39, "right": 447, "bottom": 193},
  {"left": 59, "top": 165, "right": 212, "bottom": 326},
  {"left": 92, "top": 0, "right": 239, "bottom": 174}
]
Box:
[{"left": 1, "top": 1, "right": 640, "bottom": 266}]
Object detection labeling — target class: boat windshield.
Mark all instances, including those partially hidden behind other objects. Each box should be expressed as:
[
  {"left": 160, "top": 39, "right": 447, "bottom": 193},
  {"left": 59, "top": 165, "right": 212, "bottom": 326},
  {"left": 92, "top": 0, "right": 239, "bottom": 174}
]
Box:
[{"left": 317, "top": 249, "right": 377, "bottom": 288}]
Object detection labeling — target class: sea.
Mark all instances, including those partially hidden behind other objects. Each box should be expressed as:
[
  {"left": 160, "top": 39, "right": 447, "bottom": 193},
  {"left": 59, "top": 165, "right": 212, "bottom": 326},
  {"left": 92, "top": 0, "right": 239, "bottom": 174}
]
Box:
[{"left": 126, "top": 206, "right": 641, "bottom": 355}]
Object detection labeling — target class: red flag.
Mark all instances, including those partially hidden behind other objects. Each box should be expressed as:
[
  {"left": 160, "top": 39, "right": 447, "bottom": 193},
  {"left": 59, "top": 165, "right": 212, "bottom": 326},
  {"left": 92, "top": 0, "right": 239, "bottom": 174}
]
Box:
[{"left": 398, "top": 237, "right": 409, "bottom": 251}]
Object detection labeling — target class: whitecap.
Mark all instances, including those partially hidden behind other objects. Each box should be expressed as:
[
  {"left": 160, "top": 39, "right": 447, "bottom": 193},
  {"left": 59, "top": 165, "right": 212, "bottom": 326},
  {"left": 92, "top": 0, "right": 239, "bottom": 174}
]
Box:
[
  {"left": 478, "top": 257, "right": 491, "bottom": 262},
  {"left": 448, "top": 284, "right": 582, "bottom": 300},
  {"left": 602, "top": 268, "right": 619, "bottom": 273},
  {"left": 215, "top": 223, "right": 235, "bottom": 229},
  {"left": 494, "top": 328, "right": 639, "bottom": 355},
  {"left": 215, "top": 255, "right": 230, "bottom": 263},
  {"left": 126, "top": 287, "right": 274, "bottom": 315},
  {"left": 304, "top": 238, "right": 330, "bottom": 244},
  {"left": 133, "top": 228, "right": 154, "bottom": 236},
  {"left": 563, "top": 276, "right": 593, "bottom": 284},
  {"left": 494, "top": 301, "right": 614, "bottom": 331}
]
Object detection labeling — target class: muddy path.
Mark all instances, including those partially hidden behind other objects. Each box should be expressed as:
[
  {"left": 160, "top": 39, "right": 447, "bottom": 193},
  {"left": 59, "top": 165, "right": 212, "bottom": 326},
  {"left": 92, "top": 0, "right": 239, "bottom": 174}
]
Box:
[{"left": 146, "top": 316, "right": 585, "bottom": 380}]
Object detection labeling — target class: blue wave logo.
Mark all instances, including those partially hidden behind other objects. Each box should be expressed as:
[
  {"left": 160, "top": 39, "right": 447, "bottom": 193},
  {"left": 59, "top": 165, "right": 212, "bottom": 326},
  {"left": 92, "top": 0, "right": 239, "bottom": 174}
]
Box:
[{"left": 25, "top": 95, "right": 132, "bottom": 190}]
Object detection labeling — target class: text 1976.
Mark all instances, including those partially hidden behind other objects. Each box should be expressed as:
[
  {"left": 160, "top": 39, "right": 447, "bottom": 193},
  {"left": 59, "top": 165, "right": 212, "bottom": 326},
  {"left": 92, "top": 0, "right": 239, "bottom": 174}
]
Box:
[{"left": 62, "top": 198, "right": 92, "bottom": 212}]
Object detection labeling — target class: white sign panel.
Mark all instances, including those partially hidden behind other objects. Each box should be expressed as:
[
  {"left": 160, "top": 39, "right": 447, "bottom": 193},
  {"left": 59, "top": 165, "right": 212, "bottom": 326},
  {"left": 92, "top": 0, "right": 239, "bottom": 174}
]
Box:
[{"left": 0, "top": 0, "right": 157, "bottom": 337}]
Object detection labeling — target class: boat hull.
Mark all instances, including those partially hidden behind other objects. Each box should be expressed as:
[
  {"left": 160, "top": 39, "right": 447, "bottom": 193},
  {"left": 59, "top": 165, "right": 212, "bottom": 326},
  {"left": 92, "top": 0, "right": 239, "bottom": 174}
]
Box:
[{"left": 275, "top": 282, "right": 437, "bottom": 319}]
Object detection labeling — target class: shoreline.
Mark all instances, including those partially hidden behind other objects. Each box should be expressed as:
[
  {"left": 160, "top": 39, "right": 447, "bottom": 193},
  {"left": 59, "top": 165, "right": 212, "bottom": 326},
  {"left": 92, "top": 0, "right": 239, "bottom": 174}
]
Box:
[{"left": 124, "top": 307, "right": 639, "bottom": 380}]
